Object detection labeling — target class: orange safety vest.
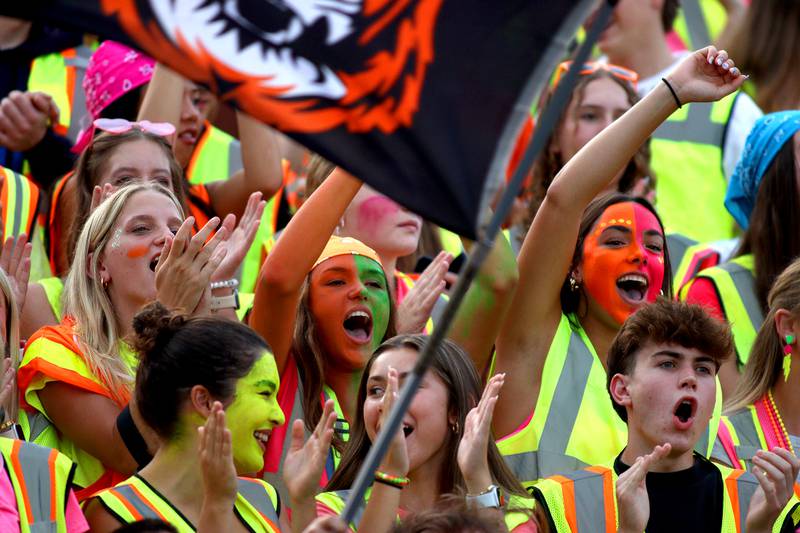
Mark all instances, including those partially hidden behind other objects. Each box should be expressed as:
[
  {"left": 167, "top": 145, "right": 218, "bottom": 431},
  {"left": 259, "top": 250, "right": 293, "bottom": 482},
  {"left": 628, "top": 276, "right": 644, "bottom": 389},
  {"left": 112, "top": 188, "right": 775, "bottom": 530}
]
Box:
[{"left": 18, "top": 317, "right": 131, "bottom": 500}]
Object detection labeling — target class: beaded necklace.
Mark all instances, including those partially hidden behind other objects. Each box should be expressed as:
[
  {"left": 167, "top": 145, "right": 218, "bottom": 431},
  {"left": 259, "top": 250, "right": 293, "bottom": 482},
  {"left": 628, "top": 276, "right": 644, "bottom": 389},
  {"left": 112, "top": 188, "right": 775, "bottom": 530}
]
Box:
[{"left": 766, "top": 389, "right": 794, "bottom": 454}]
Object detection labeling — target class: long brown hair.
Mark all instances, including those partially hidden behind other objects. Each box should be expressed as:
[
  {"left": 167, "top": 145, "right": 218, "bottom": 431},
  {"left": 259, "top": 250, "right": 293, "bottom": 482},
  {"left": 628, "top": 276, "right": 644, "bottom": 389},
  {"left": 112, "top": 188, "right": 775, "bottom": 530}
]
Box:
[
  {"left": 524, "top": 70, "right": 654, "bottom": 231},
  {"left": 326, "top": 335, "right": 527, "bottom": 498},
  {"left": 68, "top": 129, "right": 188, "bottom": 265},
  {"left": 725, "top": 0, "right": 800, "bottom": 113},
  {"left": 561, "top": 194, "right": 673, "bottom": 325},
  {"left": 725, "top": 258, "right": 800, "bottom": 413},
  {"left": 293, "top": 273, "right": 396, "bottom": 449},
  {"left": 735, "top": 140, "right": 800, "bottom": 312}
]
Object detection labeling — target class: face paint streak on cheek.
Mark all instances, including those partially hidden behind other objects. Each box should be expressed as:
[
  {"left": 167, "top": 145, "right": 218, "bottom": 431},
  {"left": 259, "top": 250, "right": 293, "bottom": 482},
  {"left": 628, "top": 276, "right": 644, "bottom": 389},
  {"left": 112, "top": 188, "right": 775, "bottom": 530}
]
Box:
[
  {"left": 110, "top": 229, "right": 122, "bottom": 249},
  {"left": 127, "top": 245, "right": 149, "bottom": 259},
  {"left": 357, "top": 196, "right": 400, "bottom": 234}
]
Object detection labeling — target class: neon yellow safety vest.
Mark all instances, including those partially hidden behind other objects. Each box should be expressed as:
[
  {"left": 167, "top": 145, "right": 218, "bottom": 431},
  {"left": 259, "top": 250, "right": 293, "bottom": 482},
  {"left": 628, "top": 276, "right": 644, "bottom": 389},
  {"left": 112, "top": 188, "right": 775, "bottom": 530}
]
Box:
[
  {"left": 667, "top": 233, "right": 724, "bottom": 294},
  {"left": 27, "top": 43, "right": 96, "bottom": 143},
  {"left": 95, "top": 474, "right": 280, "bottom": 532},
  {"left": 650, "top": 93, "right": 739, "bottom": 243},
  {"left": 18, "top": 320, "right": 137, "bottom": 496},
  {"left": 437, "top": 227, "right": 463, "bottom": 256},
  {"left": 532, "top": 456, "right": 800, "bottom": 533},
  {"left": 680, "top": 254, "right": 761, "bottom": 367},
  {"left": 38, "top": 276, "right": 64, "bottom": 322},
  {"left": 497, "top": 313, "right": 721, "bottom": 491},
  {"left": 316, "top": 487, "right": 536, "bottom": 532},
  {"left": 0, "top": 438, "right": 75, "bottom": 533},
  {"left": 673, "top": 0, "right": 727, "bottom": 51},
  {"left": 184, "top": 122, "right": 243, "bottom": 185}
]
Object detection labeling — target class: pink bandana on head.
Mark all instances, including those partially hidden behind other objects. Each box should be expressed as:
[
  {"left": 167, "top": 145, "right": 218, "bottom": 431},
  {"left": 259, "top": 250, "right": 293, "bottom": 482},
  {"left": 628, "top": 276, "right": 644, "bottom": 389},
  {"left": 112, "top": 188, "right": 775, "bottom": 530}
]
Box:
[{"left": 72, "top": 41, "right": 156, "bottom": 153}]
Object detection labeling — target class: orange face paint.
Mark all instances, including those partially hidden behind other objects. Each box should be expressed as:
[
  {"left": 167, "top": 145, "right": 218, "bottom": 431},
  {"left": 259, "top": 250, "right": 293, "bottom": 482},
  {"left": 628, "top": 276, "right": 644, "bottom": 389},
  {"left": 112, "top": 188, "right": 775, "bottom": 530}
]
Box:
[
  {"left": 581, "top": 202, "right": 665, "bottom": 325},
  {"left": 126, "top": 245, "right": 149, "bottom": 259}
]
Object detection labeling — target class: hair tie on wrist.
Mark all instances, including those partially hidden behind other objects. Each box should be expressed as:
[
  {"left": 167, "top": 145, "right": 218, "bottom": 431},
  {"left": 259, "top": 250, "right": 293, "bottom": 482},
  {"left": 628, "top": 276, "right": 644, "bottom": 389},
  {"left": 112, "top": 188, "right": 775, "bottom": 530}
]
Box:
[
  {"left": 662, "top": 78, "right": 682, "bottom": 109},
  {"left": 374, "top": 470, "right": 410, "bottom": 489}
]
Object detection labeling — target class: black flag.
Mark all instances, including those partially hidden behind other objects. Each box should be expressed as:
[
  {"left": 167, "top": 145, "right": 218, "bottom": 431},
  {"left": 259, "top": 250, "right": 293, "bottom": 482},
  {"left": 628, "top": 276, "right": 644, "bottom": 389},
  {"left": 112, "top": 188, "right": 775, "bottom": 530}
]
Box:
[{"left": 4, "top": 0, "right": 593, "bottom": 238}]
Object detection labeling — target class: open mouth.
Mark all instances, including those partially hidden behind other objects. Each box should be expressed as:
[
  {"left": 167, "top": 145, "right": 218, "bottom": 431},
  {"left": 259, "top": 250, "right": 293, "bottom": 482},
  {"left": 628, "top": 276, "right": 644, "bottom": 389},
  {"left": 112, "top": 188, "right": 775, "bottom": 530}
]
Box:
[
  {"left": 616, "top": 273, "right": 649, "bottom": 304},
  {"left": 178, "top": 130, "right": 198, "bottom": 145},
  {"left": 343, "top": 310, "right": 373, "bottom": 343},
  {"left": 673, "top": 398, "right": 697, "bottom": 429},
  {"left": 403, "top": 424, "right": 414, "bottom": 438},
  {"left": 254, "top": 429, "right": 271, "bottom": 450},
  {"left": 149, "top": 255, "right": 160, "bottom": 272}
]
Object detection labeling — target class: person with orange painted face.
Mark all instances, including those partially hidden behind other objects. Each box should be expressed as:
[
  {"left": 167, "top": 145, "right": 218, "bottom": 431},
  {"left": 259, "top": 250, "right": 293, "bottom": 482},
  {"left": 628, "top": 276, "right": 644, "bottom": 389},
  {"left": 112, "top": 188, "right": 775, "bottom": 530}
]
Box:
[
  {"left": 249, "top": 166, "right": 518, "bottom": 525},
  {"left": 304, "top": 158, "right": 518, "bottom": 372},
  {"left": 492, "top": 46, "right": 746, "bottom": 490}
]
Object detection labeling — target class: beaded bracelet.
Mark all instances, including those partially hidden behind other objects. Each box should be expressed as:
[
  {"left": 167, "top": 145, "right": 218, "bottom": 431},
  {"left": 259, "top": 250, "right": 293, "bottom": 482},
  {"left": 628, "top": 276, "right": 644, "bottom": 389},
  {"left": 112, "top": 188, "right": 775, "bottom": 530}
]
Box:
[{"left": 374, "top": 470, "right": 410, "bottom": 489}]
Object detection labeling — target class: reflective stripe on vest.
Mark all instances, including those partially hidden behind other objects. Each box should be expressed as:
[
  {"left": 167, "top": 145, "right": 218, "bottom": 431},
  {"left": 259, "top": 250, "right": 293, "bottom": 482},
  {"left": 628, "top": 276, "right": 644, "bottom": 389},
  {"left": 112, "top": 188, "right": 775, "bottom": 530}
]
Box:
[
  {"left": 536, "top": 461, "right": 768, "bottom": 533},
  {"left": 499, "top": 314, "right": 719, "bottom": 488},
  {"left": 27, "top": 44, "right": 95, "bottom": 142},
  {"left": 673, "top": 0, "right": 727, "bottom": 51},
  {"left": 99, "top": 475, "right": 280, "bottom": 532},
  {"left": 533, "top": 466, "right": 617, "bottom": 533},
  {"left": 498, "top": 315, "right": 627, "bottom": 488},
  {"left": 0, "top": 438, "right": 74, "bottom": 533},
  {"left": 185, "top": 122, "right": 243, "bottom": 185},
  {"left": 694, "top": 255, "right": 762, "bottom": 365},
  {"left": 0, "top": 166, "right": 40, "bottom": 242},
  {"left": 669, "top": 235, "right": 723, "bottom": 294},
  {"left": 650, "top": 93, "right": 737, "bottom": 242}
]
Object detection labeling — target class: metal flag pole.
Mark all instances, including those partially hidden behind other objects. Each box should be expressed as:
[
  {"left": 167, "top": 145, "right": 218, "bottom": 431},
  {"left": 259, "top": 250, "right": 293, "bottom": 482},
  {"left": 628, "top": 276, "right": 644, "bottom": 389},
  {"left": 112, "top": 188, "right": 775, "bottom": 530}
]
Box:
[{"left": 342, "top": 0, "right": 617, "bottom": 525}]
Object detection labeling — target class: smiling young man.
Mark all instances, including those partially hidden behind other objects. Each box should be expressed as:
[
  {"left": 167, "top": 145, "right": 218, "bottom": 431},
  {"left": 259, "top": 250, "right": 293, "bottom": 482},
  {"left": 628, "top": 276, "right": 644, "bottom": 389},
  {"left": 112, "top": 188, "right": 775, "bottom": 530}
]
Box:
[{"left": 532, "top": 299, "right": 800, "bottom": 532}]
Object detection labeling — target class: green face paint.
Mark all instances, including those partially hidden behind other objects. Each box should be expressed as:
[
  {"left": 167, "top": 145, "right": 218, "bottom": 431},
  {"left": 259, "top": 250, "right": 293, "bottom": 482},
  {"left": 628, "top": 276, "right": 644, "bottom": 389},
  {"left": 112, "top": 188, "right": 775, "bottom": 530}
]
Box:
[
  {"left": 225, "top": 354, "right": 285, "bottom": 474},
  {"left": 354, "top": 255, "right": 391, "bottom": 351}
]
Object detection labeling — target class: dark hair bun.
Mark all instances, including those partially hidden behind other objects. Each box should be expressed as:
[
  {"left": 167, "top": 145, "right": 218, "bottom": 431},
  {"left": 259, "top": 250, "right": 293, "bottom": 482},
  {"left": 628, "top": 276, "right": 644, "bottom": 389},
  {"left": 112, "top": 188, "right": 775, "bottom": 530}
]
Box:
[{"left": 132, "top": 302, "right": 188, "bottom": 361}]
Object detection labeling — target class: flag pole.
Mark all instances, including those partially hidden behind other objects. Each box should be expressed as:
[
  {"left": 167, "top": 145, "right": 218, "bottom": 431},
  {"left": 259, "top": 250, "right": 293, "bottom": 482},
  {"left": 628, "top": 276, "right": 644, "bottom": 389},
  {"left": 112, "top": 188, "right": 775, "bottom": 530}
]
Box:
[{"left": 341, "top": 1, "right": 617, "bottom": 524}]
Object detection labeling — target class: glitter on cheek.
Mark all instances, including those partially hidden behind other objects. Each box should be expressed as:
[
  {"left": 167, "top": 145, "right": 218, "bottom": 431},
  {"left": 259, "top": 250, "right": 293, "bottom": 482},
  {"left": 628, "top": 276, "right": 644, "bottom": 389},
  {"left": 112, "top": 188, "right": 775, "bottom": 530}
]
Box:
[{"left": 110, "top": 229, "right": 122, "bottom": 249}]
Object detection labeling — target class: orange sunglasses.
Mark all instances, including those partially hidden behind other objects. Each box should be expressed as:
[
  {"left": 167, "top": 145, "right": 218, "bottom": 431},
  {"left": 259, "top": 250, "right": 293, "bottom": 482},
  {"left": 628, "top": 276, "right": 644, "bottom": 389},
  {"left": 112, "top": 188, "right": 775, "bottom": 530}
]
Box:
[{"left": 552, "top": 61, "right": 639, "bottom": 91}]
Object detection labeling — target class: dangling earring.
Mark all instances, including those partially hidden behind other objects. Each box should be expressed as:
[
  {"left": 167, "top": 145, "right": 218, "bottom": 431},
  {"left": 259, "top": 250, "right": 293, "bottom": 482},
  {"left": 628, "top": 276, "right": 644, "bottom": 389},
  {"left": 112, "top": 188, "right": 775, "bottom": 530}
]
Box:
[
  {"left": 102, "top": 277, "right": 109, "bottom": 290},
  {"left": 569, "top": 276, "right": 579, "bottom": 292},
  {"left": 783, "top": 334, "right": 794, "bottom": 381}
]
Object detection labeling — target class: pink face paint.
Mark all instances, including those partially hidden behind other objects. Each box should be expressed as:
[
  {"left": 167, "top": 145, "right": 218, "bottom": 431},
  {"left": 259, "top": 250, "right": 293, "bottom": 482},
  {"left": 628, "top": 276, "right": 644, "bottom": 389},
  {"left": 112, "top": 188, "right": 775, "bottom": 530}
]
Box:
[
  {"left": 127, "top": 245, "right": 149, "bottom": 259},
  {"left": 356, "top": 196, "right": 400, "bottom": 236}
]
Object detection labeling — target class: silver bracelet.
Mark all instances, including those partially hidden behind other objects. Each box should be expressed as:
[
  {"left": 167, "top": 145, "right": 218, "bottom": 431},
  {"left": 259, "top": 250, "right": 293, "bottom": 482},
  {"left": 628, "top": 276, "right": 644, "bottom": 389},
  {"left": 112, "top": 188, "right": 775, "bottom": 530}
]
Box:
[{"left": 210, "top": 279, "right": 239, "bottom": 290}]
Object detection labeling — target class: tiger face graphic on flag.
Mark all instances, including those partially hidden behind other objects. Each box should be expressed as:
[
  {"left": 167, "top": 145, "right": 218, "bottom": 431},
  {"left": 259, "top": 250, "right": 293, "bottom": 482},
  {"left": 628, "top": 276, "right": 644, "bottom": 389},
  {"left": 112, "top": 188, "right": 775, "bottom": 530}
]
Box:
[{"left": 102, "top": 0, "right": 443, "bottom": 133}]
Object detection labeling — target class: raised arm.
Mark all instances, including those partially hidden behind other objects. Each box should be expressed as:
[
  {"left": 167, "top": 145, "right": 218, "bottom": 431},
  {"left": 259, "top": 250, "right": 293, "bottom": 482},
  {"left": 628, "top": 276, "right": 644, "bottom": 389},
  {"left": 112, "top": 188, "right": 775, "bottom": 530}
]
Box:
[
  {"left": 448, "top": 233, "right": 518, "bottom": 377},
  {"left": 206, "top": 111, "right": 283, "bottom": 220},
  {"left": 249, "top": 169, "right": 362, "bottom": 373},
  {"left": 493, "top": 47, "right": 745, "bottom": 437},
  {"left": 137, "top": 62, "right": 182, "bottom": 127}
]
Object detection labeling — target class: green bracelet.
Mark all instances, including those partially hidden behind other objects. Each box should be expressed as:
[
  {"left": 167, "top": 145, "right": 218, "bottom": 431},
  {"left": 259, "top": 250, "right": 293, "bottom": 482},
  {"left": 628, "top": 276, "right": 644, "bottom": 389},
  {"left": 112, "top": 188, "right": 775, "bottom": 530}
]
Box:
[{"left": 374, "top": 470, "right": 410, "bottom": 489}]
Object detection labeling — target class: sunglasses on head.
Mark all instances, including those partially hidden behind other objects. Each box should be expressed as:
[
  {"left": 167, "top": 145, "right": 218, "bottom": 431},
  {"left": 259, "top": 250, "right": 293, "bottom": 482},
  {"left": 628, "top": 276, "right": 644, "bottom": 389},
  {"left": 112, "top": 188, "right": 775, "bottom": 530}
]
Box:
[
  {"left": 552, "top": 61, "right": 639, "bottom": 92},
  {"left": 93, "top": 118, "right": 176, "bottom": 138}
]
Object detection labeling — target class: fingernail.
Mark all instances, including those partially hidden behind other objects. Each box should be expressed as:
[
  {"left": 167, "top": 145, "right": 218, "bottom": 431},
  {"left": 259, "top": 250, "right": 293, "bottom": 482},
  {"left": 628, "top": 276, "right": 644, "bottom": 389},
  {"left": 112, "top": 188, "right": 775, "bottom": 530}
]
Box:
[
  {"left": 708, "top": 56, "right": 713, "bottom": 64},
  {"left": 730, "top": 68, "right": 739, "bottom": 76},
  {"left": 716, "top": 57, "right": 723, "bottom": 65},
  {"left": 722, "top": 62, "right": 729, "bottom": 70}
]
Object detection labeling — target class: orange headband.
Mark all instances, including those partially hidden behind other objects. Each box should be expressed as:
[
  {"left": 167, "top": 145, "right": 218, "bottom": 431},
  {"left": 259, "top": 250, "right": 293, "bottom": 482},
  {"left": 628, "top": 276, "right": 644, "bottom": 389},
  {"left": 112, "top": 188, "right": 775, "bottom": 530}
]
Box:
[{"left": 312, "top": 235, "right": 383, "bottom": 271}]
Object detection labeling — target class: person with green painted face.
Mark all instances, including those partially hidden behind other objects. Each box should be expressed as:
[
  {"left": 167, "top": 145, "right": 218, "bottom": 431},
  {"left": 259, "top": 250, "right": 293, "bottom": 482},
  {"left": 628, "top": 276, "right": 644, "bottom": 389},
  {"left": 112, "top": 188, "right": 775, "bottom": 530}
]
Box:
[{"left": 83, "top": 301, "right": 332, "bottom": 532}]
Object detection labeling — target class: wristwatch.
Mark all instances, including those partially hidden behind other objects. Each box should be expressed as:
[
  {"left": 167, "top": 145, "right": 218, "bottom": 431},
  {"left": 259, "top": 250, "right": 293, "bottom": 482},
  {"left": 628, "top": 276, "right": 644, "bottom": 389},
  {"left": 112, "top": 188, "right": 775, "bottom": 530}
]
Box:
[
  {"left": 466, "top": 484, "right": 503, "bottom": 509},
  {"left": 210, "top": 289, "right": 240, "bottom": 311}
]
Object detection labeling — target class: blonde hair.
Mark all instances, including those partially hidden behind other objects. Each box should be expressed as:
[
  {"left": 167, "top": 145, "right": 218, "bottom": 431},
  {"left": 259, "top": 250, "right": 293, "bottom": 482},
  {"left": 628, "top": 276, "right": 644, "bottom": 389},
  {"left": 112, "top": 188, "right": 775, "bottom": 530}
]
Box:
[
  {"left": 725, "top": 257, "right": 800, "bottom": 412},
  {"left": 62, "top": 183, "right": 184, "bottom": 402},
  {"left": 0, "top": 269, "right": 21, "bottom": 421}
]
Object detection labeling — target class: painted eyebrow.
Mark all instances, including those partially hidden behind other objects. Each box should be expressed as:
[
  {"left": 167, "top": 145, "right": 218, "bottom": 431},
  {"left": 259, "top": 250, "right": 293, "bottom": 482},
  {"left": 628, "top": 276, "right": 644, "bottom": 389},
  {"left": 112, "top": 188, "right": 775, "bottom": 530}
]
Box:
[
  {"left": 599, "top": 225, "right": 632, "bottom": 235},
  {"left": 643, "top": 229, "right": 664, "bottom": 238},
  {"left": 254, "top": 379, "right": 277, "bottom": 390},
  {"left": 362, "top": 267, "right": 386, "bottom": 278}
]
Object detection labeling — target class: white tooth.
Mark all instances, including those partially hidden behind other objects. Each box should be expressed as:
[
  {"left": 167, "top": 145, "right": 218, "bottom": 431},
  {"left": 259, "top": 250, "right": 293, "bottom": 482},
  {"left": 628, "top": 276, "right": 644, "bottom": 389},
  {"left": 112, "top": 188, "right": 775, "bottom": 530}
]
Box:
[{"left": 348, "top": 311, "right": 369, "bottom": 319}]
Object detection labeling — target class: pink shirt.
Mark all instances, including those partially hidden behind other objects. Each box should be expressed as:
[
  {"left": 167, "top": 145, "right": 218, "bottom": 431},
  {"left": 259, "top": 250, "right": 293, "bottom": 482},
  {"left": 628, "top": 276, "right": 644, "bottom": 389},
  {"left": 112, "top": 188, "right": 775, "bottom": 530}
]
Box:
[{"left": 0, "top": 455, "right": 88, "bottom": 532}]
